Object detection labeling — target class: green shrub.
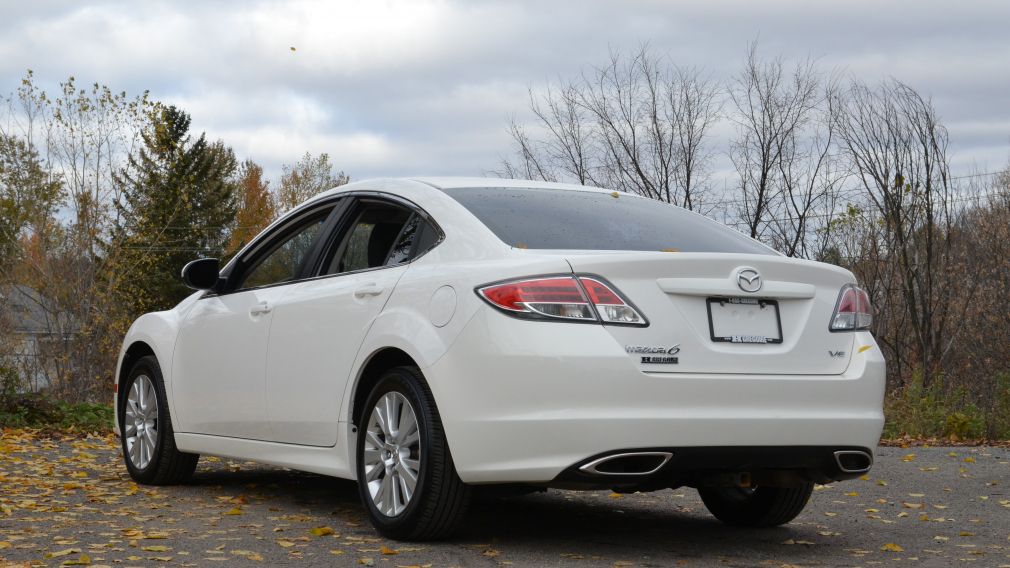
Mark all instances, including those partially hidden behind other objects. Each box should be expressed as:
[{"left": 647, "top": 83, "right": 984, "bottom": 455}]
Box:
[
  {"left": 987, "top": 372, "right": 1010, "bottom": 439},
  {"left": 0, "top": 391, "right": 112, "bottom": 433},
  {"left": 884, "top": 369, "right": 991, "bottom": 440},
  {"left": 54, "top": 401, "right": 114, "bottom": 432}
]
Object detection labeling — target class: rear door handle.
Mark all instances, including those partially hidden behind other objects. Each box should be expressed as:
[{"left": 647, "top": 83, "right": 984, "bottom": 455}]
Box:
[
  {"left": 353, "top": 284, "right": 384, "bottom": 298},
  {"left": 249, "top": 301, "right": 272, "bottom": 316}
]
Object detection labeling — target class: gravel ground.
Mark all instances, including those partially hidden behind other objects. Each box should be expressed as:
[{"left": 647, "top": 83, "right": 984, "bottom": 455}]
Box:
[{"left": 1, "top": 432, "right": 1008, "bottom": 567}]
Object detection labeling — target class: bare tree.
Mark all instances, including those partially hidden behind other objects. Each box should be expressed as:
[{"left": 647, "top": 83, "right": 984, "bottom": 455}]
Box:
[
  {"left": 498, "top": 45, "right": 721, "bottom": 210},
  {"left": 728, "top": 44, "right": 843, "bottom": 256},
  {"left": 833, "top": 78, "right": 964, "bottom": 386}
]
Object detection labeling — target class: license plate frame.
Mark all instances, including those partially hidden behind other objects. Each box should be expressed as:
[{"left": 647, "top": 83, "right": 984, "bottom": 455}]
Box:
[{"left": 706, "top": 297, "right": 783, "bottom": 344}]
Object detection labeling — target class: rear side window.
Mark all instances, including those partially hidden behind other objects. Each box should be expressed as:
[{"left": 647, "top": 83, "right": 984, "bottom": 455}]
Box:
[
  {"left": 323, "top": 200, "right": 439, "bottom": 275},
  {"left": 443, "top": 187, "right": 774, "bottom": 254}
]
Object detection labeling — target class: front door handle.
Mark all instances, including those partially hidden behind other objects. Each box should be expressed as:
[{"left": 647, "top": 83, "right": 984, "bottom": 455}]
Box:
[
  {"left": 353, "top": 284, "right": 384, "bottom": 298},
  {"left": 249, "top": 301, "right": 272, "bottom": 316}
]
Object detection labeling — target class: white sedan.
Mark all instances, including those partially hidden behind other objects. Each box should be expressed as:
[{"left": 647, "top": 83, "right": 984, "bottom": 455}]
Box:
[{"left": 115, "top": 177, "right": 885, "bottom": 540}]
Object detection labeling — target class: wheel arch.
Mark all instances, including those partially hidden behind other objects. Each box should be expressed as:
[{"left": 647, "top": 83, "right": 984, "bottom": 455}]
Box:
[
  {"left": 114, "top": 310, "right": 186, "bottom": 434},
  {"left": 117, "top": 341, "right": 156, "bottom": 407},
  {"left": 349, "top": 346, "right": 419, "bottom": 428}
]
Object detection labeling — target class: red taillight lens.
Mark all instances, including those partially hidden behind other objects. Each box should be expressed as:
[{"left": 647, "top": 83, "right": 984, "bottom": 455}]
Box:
[
  {"left": 477, "top": 275, "right": 646, "bottom": 325},
  {"left": 479, "top": 277, "right": 596, "bottom": 321},
  {"left": 578, "top": 277, "right": 645, "bottom": 325},
  {"left": 830, "top": 284, "right": 872, "bottom": 331}
]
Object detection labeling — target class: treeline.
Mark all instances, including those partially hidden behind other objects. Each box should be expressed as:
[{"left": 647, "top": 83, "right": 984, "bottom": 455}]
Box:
[
  {"left": 500, "top": 44, "right": 1010, "bottom": 439},
  {"left": 0, "top": 72, "right": 347, "bottom": 404},
  {"left": 3, "top": 44, "right": 1010, "bottom": 439}
]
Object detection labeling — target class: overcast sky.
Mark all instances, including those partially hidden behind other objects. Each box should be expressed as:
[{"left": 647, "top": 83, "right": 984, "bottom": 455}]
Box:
[{"left": 2, "top": 0, "right": 1008, "bottom": 184}]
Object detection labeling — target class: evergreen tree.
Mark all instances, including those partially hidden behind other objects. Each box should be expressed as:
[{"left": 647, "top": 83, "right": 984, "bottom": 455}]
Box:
[{"left": 110, "top": 105, "right": 238, "bottom": 312}]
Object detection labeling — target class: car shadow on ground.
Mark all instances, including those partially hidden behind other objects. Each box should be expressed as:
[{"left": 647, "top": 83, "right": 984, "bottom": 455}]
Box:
[{"left": 184, "top": 465, "right": 836, "bottom": 563}]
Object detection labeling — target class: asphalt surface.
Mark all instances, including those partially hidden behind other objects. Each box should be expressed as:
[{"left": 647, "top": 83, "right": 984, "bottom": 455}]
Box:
[{"left": 1, "top": 433, "right": 1008, "bottom": 567}]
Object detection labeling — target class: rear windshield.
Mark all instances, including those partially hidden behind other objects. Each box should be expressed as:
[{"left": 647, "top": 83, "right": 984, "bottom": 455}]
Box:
[{"left": 443, "top": 187, "right": 774, "bottom": 254}]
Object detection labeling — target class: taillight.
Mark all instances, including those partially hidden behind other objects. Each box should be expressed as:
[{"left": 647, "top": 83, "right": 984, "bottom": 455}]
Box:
[
  {"left": 479, "top": 277, "right": 594, "bottom": 321},
  {"left": 830, "top": 284, "right": 872, "bottom": 331},
  {"left": 578, "top": 277, "right": 645, "bottom": 324},
  {"left": 477, "top": 275, "right": 646, "bottom": 325}
]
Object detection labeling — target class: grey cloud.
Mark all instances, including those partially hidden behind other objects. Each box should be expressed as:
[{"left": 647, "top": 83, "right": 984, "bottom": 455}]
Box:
[{"left": 1, "top": 0, "right": 1007, "bottom": 180}]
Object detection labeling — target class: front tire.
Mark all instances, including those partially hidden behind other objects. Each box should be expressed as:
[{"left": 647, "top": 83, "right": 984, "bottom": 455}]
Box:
[
  {"left": 356, "top": 366, "right": 471, "bottom": 540},
  {"left": 698, "top": 482, "right": 813, "bottom": 527},
  {"left": 119, "top": 355, "right": 199, "bottom": 485}
]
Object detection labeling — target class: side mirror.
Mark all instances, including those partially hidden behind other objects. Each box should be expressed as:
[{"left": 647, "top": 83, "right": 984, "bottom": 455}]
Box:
[{"left": 181, "top": 258, "right": 222, "bottom": 291}]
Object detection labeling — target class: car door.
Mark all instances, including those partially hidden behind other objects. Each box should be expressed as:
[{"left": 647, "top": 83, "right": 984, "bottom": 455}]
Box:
[
  {"left": 263, "top": 196, "right": 440, "bottom": 446},
  {"left": 171, "top": 203, "right": 337, "bottom": 440}
]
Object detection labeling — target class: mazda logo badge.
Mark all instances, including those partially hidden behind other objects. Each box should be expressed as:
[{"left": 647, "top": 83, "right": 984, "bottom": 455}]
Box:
[{"left": 736, "top": 268, "right": 762, "bottom": 293}]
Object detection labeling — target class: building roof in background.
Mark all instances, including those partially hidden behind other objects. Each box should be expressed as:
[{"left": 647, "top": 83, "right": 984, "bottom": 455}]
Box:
[{"left": 0, "top": 284, "right": 74, "bottom": 335}]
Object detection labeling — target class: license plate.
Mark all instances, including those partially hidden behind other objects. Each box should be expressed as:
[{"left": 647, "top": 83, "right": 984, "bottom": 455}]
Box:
[{"left": 707, "top": 297, "right": 783, "bottom": 344}]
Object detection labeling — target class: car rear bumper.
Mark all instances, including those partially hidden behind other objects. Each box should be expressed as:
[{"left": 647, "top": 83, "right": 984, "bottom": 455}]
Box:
[
  {"left": 554, "top": 445, "right": 875, "bottom": 489},
  {"left": 425, "top": 307, "right": 886, "bottom": 484}
]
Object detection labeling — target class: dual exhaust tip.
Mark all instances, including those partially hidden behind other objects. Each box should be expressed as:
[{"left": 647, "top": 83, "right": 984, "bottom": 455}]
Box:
[
  {"left": 579, "top": 451, "right": 673, "bottom": 476},
  {"left": 578, "top": 449, "right": 874, "bottom": 477},
  {"left": 833, "top": 450, "right": 873, "bottom": 473}
]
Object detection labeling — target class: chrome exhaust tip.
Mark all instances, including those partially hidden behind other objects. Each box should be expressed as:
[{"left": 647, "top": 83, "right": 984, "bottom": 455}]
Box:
[
  {"left": 834, "top": 450, "right": 873, "bottom": 473},
  {"left": 579, "top": 451, "right": 673, "bottom": 476}
]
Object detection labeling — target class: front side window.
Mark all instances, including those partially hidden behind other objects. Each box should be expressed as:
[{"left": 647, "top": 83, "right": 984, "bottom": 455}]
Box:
[{"left": 237, "top": 211, "right": 329, "bottom": 290}]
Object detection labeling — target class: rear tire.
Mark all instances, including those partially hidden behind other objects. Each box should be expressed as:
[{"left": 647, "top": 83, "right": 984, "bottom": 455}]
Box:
[
  {"left": 698, "top": 482, "right": 813, "bottom": 527},
  {"left": 356, "top": 366, "right": 471, "bottom": 540},
  {"left": 119, "top": 355, "right": 199, "bottom": 485}
]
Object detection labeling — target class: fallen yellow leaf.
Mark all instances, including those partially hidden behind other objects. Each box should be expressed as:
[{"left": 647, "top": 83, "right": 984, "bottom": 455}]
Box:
[
  {"left": 61, "top": 554, "right": 91, "bottom": 566},
  {"left": 880, "top": 543, "right": 904, "bottom": 552},
  {"left": 310, "top": 526, "right": 335, "bottom": 537}
]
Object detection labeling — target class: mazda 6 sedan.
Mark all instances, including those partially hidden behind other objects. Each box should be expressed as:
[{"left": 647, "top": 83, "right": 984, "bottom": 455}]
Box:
[{"left": 115, "top": 177, "right": 885, "bottom": 540}]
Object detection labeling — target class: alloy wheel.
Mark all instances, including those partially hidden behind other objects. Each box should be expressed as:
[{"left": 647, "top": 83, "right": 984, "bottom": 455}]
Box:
[
  {"left": 124, "top": 374, "right": 158, "bottom": 469},
  {"left": 363, "top": 391, "right": 421, "bottom": 516}
]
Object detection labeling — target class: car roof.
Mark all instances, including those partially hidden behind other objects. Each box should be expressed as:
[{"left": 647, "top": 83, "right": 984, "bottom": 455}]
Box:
[{"left": 406, "top": 177, "right": 619, "bottom": 195}]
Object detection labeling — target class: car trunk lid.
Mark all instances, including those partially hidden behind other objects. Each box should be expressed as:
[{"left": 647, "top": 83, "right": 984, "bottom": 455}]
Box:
[{"left": 563, "top": 252, "right": 856, "bottom": 375}]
